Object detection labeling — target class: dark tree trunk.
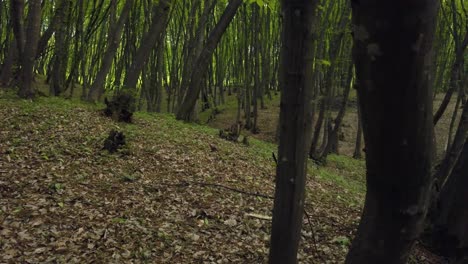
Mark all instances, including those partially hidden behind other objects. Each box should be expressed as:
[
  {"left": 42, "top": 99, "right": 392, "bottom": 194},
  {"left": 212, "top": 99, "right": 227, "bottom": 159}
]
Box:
[
  {"left": 177, "top": 0, "right": 215, "bottom": 110},
  {"left": 18, "top": 0, "right": 42, "bottom": 98},
  {"left": 268, "top": 0, "right": 318, "bottom": 263},
  {"left": 309, "top": 96, "right": 325, "bottom": 159},
  {"left": 87, "top": 0, "right": 134, "bottom": 102},
  {"left": 10, "top": 0, "right": 25, "bottom": 59},
  {"left": 35, "top": 0, "right": 69, "bottom": 60},
  {"left": 321, "top": 62, "right": 353, "bottom": 159},
  {"left": 123, "top": 0, "right": 171, "bottom": 91},
  {"left": 353, "top": 98, "right": 363, "bottom": 159},
  {"left": 65, "top": 0, "right": 85, "bottom": 94},
  {"left": 433, "top": 32, "right": 468, "bottom": 126},
  {"left": 434, "top": 100, "right": 468, "bottom": 187},
  {"left": 176, "top": 0, "right": 243, "bottom": 121},
  {"left": 430, "top": 139, "right": 468, "bottom": 261},
  {"left": 345, "top": 1, "right": 438, "bottom": 263},
  {"left": 50, "top": 0, "right": 71, "bottom": 96},
  {"left": 0, "top": 40, "right": 17, "bottom": 86}
]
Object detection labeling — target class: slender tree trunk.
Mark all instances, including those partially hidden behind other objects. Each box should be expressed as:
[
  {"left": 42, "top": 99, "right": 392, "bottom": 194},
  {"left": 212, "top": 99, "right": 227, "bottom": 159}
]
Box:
[
  {"left": 309, "top": 97, "right": 325, "bottom": 158},
  {"left": 431, "top": 139, "right": 468, "bottom": 261},
  {"left": 0, "top": 40, "right": 17, "bottom": 86},
  {"left": 35, "top": 0, "right": 69, "bottom": 60},
  {"left": 345, "top": 1, "right": 438, "bottom": 263},
  {"left": 65, "top": 0, "right": 85, "bottom": 93},
  {"left": 446, "top": 91, "right": 462, "bottom": 151},
  {"left": 433, "top": 31, "right": 468, "bottom": 126},
  {"left": 353, "top": 98, "right": 363, "bottom": 159},
  {"left": 10, "top": 0, "right": 25, "bottom": 59},
  {"left": 434, "top": 101, "right": 468, "bottom": 186},
  {"left": 268, "top": 0, "right": 318, "bottom": 263},
  {"left": 123, "top": 0, "right": 171, "bottom": 91},
  {"left": 87, "top": 0, "right": 134, "bottom": 102},
  {"left": 176, "top": 0, "right": 243, "bottom": 121},
  {"left": 321, "top": 62, "right": 353, "bottom": 159}
]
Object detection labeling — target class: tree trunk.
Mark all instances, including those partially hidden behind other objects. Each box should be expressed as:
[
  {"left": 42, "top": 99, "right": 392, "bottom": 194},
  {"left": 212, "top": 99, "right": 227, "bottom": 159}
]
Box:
[
  {"left": 18, "top": 0, "right": 42, "bottom": 98},
  {"left": 50, "top": 0, "right": 71, "bottom": 96},
  {"left": 434, "top": 100, "right": 468, "bottom": 187},
  {"left": 345, "top": 1, "right": 438, "bottom": 263},
  {"left": 10, "top": 0, "right": 25, "bottom": 59},
  {"left": 309, "top": 97, "right": 325, "bottom": 159},
  {"left": 321, "top": 62, "right": 353, "bottom": 159},
  {"left": 176, "top": 0, "right": 243, "bottom": 121},
  {"left": 123, "top": 0, "right": 171, "bottom": 90},
  {"left": 35, "top": 0, "right": 69, "bottom": 60},
  {"left": 0, "top": 40, "right": 17, "bottom": 86},
  {"left": 431, "top": 139, "right": 468, "bottom": 261},
  {"left": 353, "top": 98, "right": 363, "bottom": 159},
  {"left": 433, "top": 31, "right": 468, "bottom": 126},
  {"left": 87, "top": 0, "right": 134, "bottom": 102},
  {"left": 268, "top": 0, "right": 318, "bottom": 263}
]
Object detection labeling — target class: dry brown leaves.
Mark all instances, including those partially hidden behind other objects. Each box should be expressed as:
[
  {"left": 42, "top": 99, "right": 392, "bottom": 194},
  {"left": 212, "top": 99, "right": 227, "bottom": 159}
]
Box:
[{"left": 0, "top": 98, "right": 362, "bottom": 263}]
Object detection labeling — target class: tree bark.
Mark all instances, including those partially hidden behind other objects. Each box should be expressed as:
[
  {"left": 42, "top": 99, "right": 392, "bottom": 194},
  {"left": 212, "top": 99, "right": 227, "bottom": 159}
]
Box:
[
  {"left": 433, "top": 31, "right": 468, "bottom": 126},
  {"left": 345, "top": 1, "right": 438, "bottom": 263},
  {"left": 321, "top": 62, "right": 353, "bottom": 159},
  {"left": 123, "top": 0, "right": 171, "bottom": 90},
  {"left": 87, "top": 0, "right": 134, "bottom": 102},
  {"left": 0, "top": 40, "right": 17, "bottom": 86},
  {"left": 434, "top": 100, "right": 468, "bottom": 187},
  {"left": 353, "top": 97, "right": 363, "bottom": 159},
  {"left": 10, "top": 0, "right": 25, "bottom": 59},
  {"left": 268, "top": 0, "right": 318, "bottom": 263},
  {"left": 176, "top": 0, "right": 243, "bottom": 121},
  {"left": 50, "top": 0, "right": 71, "bottom": 96},
  {"left": 18, "top": 0, "right": 42, "bottom": 98},
  {"left": 431, "top": 139, "right": 468, "bottom": 261}
]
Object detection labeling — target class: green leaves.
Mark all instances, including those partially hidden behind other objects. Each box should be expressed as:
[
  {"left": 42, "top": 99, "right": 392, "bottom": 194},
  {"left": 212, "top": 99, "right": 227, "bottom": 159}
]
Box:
[
  {"left": 318, "top": 59, "right": 332, "bottom": 67},
  {"left": 247, "top": 0, "right": 276, "bottom": 8}
]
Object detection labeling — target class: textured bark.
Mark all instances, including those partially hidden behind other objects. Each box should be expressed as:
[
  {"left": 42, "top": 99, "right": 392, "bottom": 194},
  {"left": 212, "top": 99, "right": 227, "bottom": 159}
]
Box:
[
  {"left": 345, "top": 1, "right": 438, "bottom": 263},
  {"left": 268, "top": 0, "right": 318, "bottom": 263},
  {"left": 176, "top": 0, "right": 243, "bottom": 121}
]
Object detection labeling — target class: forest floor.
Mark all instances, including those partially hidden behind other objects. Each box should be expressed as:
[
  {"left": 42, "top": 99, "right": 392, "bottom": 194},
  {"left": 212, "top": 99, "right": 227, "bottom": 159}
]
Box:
[
  {"left": 0, "top": 90, "right": 446, "bottom": 263},
  {"left": 201, "top": 93, "right": 457, "bottom": 159}
]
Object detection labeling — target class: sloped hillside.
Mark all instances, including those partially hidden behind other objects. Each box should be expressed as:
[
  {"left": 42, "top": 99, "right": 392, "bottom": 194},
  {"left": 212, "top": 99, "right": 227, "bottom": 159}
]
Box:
[{"left": 0, "top": 91, "right": 436, "bottom": 263}]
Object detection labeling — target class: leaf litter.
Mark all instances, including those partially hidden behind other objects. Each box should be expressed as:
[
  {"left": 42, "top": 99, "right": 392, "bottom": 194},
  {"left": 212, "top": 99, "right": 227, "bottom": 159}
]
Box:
[{"left": 0, "top": 96, "right": 392, "bottom": 263}]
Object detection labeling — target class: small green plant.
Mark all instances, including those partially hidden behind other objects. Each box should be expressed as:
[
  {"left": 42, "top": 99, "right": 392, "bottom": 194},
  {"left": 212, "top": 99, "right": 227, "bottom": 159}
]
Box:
[
  {"left": 112, "top": 217, "right": 127, "bottom": 224},
  {"left": 49, "top": 183, "right": 64, "bottom": 193},
  {"left": 331, "top": 236, "right": 351, "bottom": 247}
]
